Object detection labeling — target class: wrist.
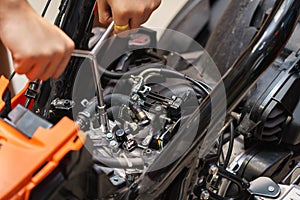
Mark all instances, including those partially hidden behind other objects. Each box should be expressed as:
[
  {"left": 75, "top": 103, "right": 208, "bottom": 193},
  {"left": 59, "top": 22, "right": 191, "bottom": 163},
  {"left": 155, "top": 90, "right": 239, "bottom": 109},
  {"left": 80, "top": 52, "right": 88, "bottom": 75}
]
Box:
[
  {"left": 0, "top": 0, "right": 29, "bottom": 21},
  {"left": 0, "top": 0, "right": 32, "bottom": 28}
]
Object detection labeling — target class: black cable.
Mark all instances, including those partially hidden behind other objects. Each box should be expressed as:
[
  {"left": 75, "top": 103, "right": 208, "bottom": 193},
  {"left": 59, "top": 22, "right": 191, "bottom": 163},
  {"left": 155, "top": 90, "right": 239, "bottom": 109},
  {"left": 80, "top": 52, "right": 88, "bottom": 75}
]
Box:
[
  {"left": 217, "top": 133, "right": 224, "bottom": 165},
  {"left": 100, "top": 61, "right": 212, "bottom": 98},
  {"left": 223, "top": 122, "right": 235, "bottom": 169},
  {"left": 41, "top": 0, "right": 52, "bottom": 17},
  {"left": 195, "top": 79, "right": 212, "bottom": 92},
  {"left": 54, "top": 0, "right": 69, "bottom": 26},
  {"left": 184, "top": 76, "right": 210, "bottom": 95},
  {"left": 8, "top": 72, "right": 15, "bottom": 81},
  {"left": 221, "top": 151, "right": 225, "bottom": 165},
  {"left": 161, "top": 69, "right": 211, "bottom": 96},
  {"left": 0, "top": 87, "right": 12, "bottom": 118},
  {"left": 158, "top": 68, "right": 211, "bottom": 96}
]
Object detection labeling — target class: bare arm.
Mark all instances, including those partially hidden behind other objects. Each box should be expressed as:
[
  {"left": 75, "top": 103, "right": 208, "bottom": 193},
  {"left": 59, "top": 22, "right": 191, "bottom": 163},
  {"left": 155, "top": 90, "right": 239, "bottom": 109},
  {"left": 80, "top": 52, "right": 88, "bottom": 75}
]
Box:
[{"left": 0, "top": 0, "right": 74, "bottom": 81}]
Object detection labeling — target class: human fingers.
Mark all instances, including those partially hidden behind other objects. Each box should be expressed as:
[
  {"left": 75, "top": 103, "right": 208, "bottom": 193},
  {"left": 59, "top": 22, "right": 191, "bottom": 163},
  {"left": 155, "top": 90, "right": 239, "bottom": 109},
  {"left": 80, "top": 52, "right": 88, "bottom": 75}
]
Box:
[
  {"left": 39, "top": 53, "right": 61, "bottom": 81},
  {"left": 135, "top": 0, "right": 161, "bottom": 27},
  {"left": 110, "top": 0, "right": 161, "bottom": 34},
  {"left": 97, "top": 0, "right": 113, "bottom": 25},
  {"left": 114, "top": 23, "right": 130, "bottom": 37},
  {"left": 129, "top": 5, "right": 151, "bottom": 30},
  {"left": 39, "top": 37, "right": 70, "bottom": 80},
  {"left": 13, "top": 57, "right": 34, "bottom": 75},
  {"left": 108, "top": 2, "right": 131, "bottom": 35},
  {"left": 25, "top": 57, "right": 50, "bottom": 81},
  {"left": 52, "top": 44, "right": 74, "bottom": 79},
  {"left": 49, "top": 31, "right": 74, "bottom": 79},
  {"left": 52, "top": 54, "right": 69, "bottom": 79}
]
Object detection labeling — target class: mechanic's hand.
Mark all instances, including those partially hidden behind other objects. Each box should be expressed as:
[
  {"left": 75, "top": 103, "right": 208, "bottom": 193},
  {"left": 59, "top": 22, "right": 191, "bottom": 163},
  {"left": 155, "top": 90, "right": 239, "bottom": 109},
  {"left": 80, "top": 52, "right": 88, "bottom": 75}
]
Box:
[
  {"left": 0, "top": 1, "right": 74, "bottom": 81},
  {"left": 97, "top": 0, "right": 161, "bottom": 34}
]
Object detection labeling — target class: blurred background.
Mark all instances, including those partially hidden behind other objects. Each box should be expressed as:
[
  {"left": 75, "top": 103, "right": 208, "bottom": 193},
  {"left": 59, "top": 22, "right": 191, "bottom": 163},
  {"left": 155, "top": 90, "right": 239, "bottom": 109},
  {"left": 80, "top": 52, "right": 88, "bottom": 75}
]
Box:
[{"left": 7, "top": 0, "right": 188, "bottom": 93}]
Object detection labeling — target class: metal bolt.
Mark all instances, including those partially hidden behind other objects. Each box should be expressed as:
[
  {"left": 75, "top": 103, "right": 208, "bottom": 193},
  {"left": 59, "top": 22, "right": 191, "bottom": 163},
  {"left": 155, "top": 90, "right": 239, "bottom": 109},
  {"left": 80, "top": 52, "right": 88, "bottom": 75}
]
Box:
[
  {"left": 144, "top": 149, "right": 152, "bottom": 156},
  {"left": 106, "top": 132, "right": 114, "bottom": 140},
  {"left": 64, "top": 100, "right": 70, "bottom": 106},
  {"left": 109, "top": 140, "right": 120, "bottom": 153},
  {"left": 200, "top": 190, "right": 210, "bottom": 200},
  {"left": 268, "top": 186, "right": 275, "bottom": 192},
  {"left": 209, "top": 165, "right": 219, "bottom": 175},
  {"left": 80, "top": 99, "right": 89, "bottom": 107},
  {"left": 109, "top": 140, "right": 117, "bottom": 147}
]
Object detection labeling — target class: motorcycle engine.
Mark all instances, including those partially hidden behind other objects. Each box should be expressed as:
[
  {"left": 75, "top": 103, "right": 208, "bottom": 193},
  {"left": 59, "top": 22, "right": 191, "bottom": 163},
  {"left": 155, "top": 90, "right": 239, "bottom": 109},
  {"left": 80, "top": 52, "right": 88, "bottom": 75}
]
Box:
[
  {"left": 67, "top": 28, "right": 218, "bottom": 199},
  {"left": 68, "top": 26, "right": 300, "bottom": 199}
]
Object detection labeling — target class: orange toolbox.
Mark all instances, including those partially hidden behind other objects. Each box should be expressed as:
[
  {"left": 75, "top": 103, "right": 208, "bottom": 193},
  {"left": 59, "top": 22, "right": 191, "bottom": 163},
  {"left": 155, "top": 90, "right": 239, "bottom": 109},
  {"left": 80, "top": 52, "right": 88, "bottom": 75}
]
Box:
[{"left": 0, "top": 76, "right": 85, "bottom": 200}]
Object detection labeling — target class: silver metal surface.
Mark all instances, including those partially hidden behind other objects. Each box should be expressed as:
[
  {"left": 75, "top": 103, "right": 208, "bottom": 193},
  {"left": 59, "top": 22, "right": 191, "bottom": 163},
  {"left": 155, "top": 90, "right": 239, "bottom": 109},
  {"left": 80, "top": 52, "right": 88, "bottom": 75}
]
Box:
[
  {"left": 248, "top": 177, "right": 280, "bottom": 198},
  {"left": 279, "top": 185, "right": 300, "bottom": 200},
  {"left": 71, "top": 22, "right": 114, "bottom": 132}
]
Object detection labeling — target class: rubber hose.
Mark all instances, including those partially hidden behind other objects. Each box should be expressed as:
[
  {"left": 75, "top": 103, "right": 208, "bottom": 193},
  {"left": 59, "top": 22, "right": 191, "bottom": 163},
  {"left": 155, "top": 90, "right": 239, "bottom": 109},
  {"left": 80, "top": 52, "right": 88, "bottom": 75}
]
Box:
[{"left": 99, "top": 63, "right": 166, "bottom": 79}]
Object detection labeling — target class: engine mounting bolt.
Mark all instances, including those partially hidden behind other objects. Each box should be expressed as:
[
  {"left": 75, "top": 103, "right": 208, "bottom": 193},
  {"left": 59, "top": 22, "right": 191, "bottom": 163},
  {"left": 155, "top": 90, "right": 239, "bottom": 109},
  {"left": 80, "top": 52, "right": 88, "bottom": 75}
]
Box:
[
  {"left": 268, "top": 186, "right": 275, "bottom": 192},
  {"left": 106, "top": 132, "right": 114, "bottom": 140},
  {"left": 109, "top": 140, "right": 117, "bottom": 147},
  {"left": 200, "top": 190, "right": 210, "bottom": 200},
  {"left": 209, "top": 165, "right": 218, "bottom": 175},
  {"left": 109, "top": 140, "right": 120, "bottom": 153},
  {"left": 144, "top": 149, "right": 152, "bottom": 156}
]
